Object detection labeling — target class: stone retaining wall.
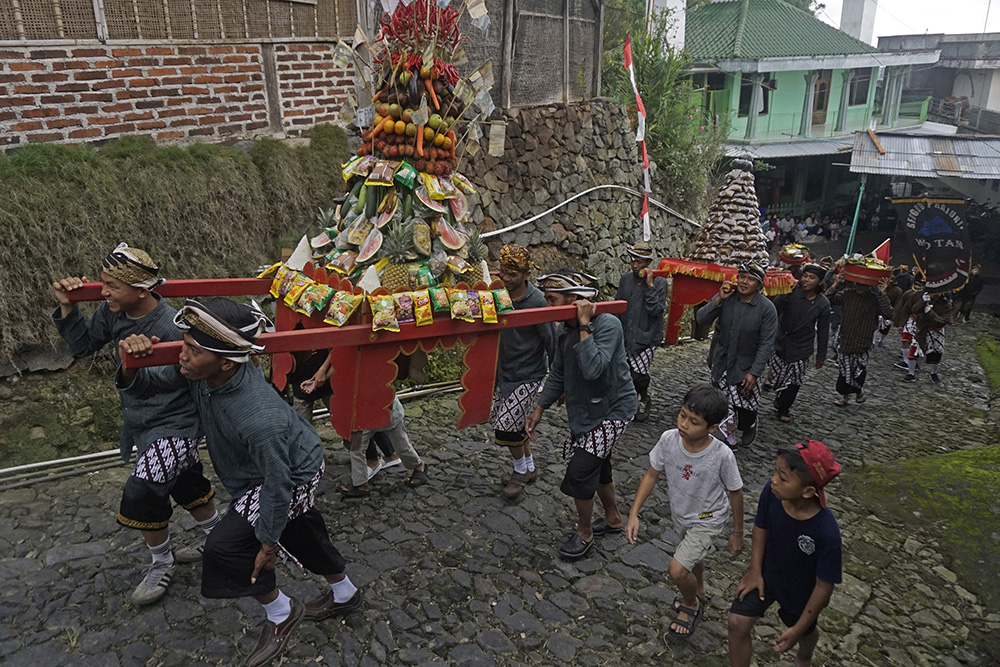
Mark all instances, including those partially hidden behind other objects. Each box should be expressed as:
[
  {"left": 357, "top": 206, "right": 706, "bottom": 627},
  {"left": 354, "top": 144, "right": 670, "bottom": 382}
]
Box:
[{"left": 459, "top": 98, "right": 697, "bottom": 290}]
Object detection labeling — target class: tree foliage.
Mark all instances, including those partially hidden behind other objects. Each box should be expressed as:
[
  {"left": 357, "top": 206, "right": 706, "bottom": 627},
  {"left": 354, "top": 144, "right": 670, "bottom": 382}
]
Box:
[{"left": 602, "top": 0, "right": 727, "bottom": 216}]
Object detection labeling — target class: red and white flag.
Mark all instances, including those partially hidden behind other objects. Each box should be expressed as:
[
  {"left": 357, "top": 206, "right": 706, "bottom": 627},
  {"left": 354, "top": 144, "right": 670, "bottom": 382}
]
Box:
[
  {"left": 624, "top": 34, "right": 651, "bottom": 241},
  {"left": 872, "top": 238, "right": 891, "bottom": 264}
]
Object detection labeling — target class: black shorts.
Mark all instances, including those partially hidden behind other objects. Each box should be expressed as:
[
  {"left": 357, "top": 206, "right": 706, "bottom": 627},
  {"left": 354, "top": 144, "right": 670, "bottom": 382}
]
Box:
[
  {"left": 202, "top": 507, "right": 346, "bottom": 599},
  {"left": 117, "top": 461, "right": 214, "bottom": 531},
  {"left": 560, "top": 449, "right": 614, "bottom": 500},
  {"left": 729, "top": 587, "right": 818, "bottom": 636}
]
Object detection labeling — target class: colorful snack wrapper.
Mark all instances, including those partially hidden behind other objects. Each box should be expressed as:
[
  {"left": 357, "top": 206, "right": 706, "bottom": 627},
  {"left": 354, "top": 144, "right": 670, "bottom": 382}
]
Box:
[
  {"left": 323, "top": 291, "right": 363, "bottom": 327},
  {"left": 420, "top": 172, "right": 448, "bottom": 200},
  {"left": 451, "top": 172, "right": 477, "bottom": 195},
  {"left": 413, "top": 289, "right": 433, "bottom": 326},
  {"left": 395, "top": 161, "right": 418, "bottom": 189},
  {"left": 368, "top": 293, "right": 400, "bottom": 332},
  {"left": 479, "top": 291, "right": 498, "bottom": 323},
  {"left": 327, "top": 251, "right": 358, "bottom": 275},
  {"left": 447, "top": 255, "right": 472, "bottom": 275},
  {"left": 365, "top": 160, "right": 401, "bottom": 187},
  {"left": 295, "top": 283, "right": 335, "bottom": 317},
  {"left": 492, "top": 288, "right": 514, "bottom": 313},
  {"left": 467, "top": 290, "right": 482, "bottom": 318},
  {"left": 448, "top": 288, "right": 474, "bottom": 322},
  {"left": 258, "top": 262, "right": 283, "bottom": 279},
  {"left": 413, "top": 264, "right": 435, "bottom": 288},
  {"left": 393, "top": 291, "right": 416, "bottom": 324},
  {"left": 431, "top": 286, "right": 451, "bottom": 312},
  {"left": 283, "top": 273, "right": 314, "bottom": 307},
  {"left": 269, "top": 265, "right": 290, "bottom": 298},
  {"left": 342, "top": 155, "right": 377, "bottom": 181}
]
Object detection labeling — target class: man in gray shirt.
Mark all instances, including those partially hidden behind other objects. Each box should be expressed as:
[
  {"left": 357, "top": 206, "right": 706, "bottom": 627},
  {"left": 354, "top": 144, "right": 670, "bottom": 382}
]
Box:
[
  {"left": 696, "top": 262, "right": 777, "bottom": 447},
  {"left": 492, "top": 244, "right": 555, "bottom": 499}
]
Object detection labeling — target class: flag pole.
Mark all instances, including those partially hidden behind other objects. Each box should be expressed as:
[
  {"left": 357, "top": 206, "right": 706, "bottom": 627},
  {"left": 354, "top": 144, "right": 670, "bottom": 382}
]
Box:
[{"left": 846, "top": 173, "right": 867, "bottom": 256}]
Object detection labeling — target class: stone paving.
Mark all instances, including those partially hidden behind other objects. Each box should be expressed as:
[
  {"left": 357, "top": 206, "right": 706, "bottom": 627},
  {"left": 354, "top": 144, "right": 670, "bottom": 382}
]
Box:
[{"left": 1, "top": 314, "right": 998, "bottom": 666}]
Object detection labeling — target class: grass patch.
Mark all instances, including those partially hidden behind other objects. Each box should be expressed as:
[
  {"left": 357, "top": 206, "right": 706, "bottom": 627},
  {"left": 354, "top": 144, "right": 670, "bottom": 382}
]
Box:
[
  {"left": 0, "top": 125, "right": 349, "bottom": 366},
  {"left": 976, "top": 334, "right": 1000, "bottom": 394}
]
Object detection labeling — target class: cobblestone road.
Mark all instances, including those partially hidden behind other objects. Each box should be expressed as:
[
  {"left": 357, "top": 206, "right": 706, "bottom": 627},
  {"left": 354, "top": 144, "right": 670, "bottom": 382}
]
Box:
[{"left": 1, "top": 314, "right": 998, "bottom": 666}]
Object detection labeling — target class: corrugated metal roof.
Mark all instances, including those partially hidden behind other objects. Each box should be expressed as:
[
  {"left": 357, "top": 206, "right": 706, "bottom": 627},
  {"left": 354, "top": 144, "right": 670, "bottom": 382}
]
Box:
[
  {"left": 687, "top": 0, "right": 877, "bottom": 60},
  {"left": 850, "top": 132, "right": 1000, "bottom": 179},
  {"left": 726, "top": 139, "right": 851, "bottom": 159}
]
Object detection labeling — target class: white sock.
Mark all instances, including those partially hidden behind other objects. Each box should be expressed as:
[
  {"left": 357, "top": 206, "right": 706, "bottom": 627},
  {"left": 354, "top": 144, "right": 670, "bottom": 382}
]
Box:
[
  {"left": 874, "top": 332, "right": 883, "bottom": 345},
  {"left": 900, "top": 348, "right": 908, "bottom": 361},
  {"left": 196, "top": 511, "right": 221, "bottom": 535},
  {"left": 513, "top": 456, "right": 527, "bottom": 474},
  {"left": 524, "top": 454, "right": 535, "bottom": 472},
  {"left": 906, "top": 358, "right": 917, "bottom": 374},
  {"left": 149, "top": 538, "right": 174, "bottom": 566},
  {"left": 263, "top": 590, "right": 292, "bottom": 624},
  {"left": 330, "top": 575, "right": 358, "bottom": 603},
  {"left": 929, "top": 364, "right": 939, "bottom": 375}
]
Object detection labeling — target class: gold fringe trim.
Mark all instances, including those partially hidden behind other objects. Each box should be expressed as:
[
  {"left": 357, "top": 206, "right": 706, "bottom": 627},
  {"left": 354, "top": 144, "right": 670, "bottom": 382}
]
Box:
[
  {"left": 117, "top": 514, "right": 169, "bottom": 531},
  {"left": 181, "top": 488, "right": 216, "bottom": 511},
  {"left": 495, "top": 437, "right": 529, "bottom": 447}
]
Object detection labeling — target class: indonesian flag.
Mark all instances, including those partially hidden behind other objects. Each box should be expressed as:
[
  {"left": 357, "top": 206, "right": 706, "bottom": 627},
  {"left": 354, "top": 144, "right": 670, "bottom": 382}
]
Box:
[
  {"left": 625, "top": 34, "right": 651, "bottom": 241},
  {"left": 872, "top": 238, "right": 891, "bottom": 264}
]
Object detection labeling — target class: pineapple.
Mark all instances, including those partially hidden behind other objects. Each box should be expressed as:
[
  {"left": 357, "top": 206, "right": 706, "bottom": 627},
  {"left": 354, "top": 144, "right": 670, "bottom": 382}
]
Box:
[
  {"left": 466, "top": 228, "right": 487, "bottom": 284},
  {"left": 380, "top": 221, "right": 415, "bottom": 291},
  {"left": 316, "top": 207, "right": 338, "bottom": 231}
]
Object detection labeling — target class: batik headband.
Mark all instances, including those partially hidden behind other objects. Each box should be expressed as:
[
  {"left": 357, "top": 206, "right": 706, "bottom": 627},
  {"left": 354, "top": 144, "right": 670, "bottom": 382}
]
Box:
[
  {"left": 626, "top": 242, "right": 655, "bottom": 261},
  {"left": 499, "top": 244, "right": 536, "bottom": 273},
  {"left": 737, "top": 261, "right": 766, "bottom": 284},
  {"left": 536, "top": 270, "right": 599, "bottom": 299},
  {"left": 102, "top": 243, "right": 164, "bottom": 289},
  {"left": 173, "top": 299, "right": 274, "bottom": 363}
]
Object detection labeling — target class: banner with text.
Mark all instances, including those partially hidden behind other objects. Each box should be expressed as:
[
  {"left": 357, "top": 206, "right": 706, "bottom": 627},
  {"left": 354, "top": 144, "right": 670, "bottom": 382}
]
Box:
[{"left": 892, "top": 198, "right": 971, "bottom": 294}]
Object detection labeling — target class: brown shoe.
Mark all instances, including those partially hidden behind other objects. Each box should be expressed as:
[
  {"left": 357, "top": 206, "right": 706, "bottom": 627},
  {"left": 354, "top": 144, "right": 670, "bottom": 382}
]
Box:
[
  {"left": 502, "top": 471, "right": 532, "bottom": 498},
  {"left": 501, "top": 468, "right": 537, "bottom": 487},
  {"left": 245, "top": 597, "right": 304, "bottom": 667},
  {"left": 304, "top": 588, "right": 363, "bottom": 621}
]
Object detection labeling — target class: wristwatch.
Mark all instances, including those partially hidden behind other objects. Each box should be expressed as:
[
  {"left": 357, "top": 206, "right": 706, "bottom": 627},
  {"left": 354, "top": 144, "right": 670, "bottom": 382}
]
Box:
[{"left": 581, "top": 322, "right": 595, "bottom": 334}]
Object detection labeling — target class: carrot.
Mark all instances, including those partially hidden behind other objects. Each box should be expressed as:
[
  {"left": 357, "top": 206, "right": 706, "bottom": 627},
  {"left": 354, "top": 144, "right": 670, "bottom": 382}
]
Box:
[
  {"left": 425, "top": 78, "right": 439, "bottom": 110},
  {"left": 416, "top": 124, "right": 425, "bottom": 156},
  {"left": 372, "top": 122, "right": 385, "bottom": 138},
  {"left": 447, "top": 130, "right": 456, "bottom": 161}
]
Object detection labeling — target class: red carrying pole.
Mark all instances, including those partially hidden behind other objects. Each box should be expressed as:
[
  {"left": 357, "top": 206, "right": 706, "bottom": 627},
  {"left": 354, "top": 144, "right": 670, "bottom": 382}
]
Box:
[{"left": 65, "top": 278, "right": 273, "bottom": 302}]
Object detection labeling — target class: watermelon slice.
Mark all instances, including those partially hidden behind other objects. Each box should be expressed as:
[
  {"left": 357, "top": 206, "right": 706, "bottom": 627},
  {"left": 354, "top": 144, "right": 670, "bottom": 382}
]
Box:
[
  {"left": 436, "top": 216, "right": 466, "bottom": 251},
  {"left": 414, "top": 185, "right": 447, "bottom": 216},
  {"left": 375, "top": 190, "right": 398, "bottom": 228},
  {"left": 449, "top": 192, "right": 470, "bottom": 222},
  {"left": 357, "top": 227, "right": 384, "bottom": 263}
]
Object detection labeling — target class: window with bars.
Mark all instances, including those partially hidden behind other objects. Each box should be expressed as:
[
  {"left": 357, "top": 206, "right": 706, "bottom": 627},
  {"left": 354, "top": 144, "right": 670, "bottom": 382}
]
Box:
[{"left": 0, "top": 0, "right": 355, "bottom": 42}]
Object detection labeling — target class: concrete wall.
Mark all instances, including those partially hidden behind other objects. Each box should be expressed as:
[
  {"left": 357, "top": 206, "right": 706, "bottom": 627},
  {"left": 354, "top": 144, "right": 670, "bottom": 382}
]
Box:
[{"left": 0, "top": 43, "right": 352, "bottom": 151}]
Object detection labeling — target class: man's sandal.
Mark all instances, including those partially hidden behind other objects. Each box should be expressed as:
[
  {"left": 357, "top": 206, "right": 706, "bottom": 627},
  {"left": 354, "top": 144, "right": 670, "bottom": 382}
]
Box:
[
  {"left": 668, "top": 596, "right": 704, "bottom": 638},
  {"left": 408, "top": 464, "right": 429, "bottom": 487},
  {"left": 340, "top": 484, "right": 369, "bottom": 499}
]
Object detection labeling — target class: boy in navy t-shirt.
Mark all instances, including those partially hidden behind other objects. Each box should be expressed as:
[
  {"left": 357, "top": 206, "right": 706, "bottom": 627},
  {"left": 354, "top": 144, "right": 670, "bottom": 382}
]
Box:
[{"left": 728, "top": 440, "right": 842, "bottom": 667}]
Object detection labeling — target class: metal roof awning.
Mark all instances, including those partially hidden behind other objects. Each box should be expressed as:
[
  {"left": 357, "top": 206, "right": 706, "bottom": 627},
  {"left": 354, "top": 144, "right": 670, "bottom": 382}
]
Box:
[
  {"left": 850, "top": 131, "right": 1000, "bottom": 179},
  {"left": 726, "top": 139, "right": 852, "bottom": 159}
]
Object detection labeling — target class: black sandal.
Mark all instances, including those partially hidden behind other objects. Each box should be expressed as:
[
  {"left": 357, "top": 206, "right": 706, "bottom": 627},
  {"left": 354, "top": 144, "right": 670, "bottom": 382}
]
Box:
[
  {"left": 340, "top": 484, "right": 369, "bottom": 498},
  {"left": 668, "top": 597, "right": 704, "bottom": 638},
  {"left": 409, "top": 464, "right": 429, "bottom": 487}
]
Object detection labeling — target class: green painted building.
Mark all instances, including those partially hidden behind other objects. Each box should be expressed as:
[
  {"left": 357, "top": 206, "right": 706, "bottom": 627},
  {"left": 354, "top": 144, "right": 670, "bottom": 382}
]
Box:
[{"left": 685, "top": 0, "right": 939, "bottom": 214}]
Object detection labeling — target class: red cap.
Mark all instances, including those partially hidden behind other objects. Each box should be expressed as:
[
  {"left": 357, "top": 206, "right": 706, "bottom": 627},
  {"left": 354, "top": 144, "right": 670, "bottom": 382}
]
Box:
[{"left": 794, "top": 440, "right": 841, "bottom": 507}]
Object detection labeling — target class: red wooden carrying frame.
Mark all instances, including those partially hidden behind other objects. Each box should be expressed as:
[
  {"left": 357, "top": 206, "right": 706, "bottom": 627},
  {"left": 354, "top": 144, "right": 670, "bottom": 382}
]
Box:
[{"left": 71, "top": 274, "right": 625, "bottom": 439}]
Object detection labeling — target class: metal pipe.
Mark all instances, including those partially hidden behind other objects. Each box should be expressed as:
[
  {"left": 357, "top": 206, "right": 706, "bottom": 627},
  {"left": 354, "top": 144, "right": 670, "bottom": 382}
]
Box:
[
  {"left": 846, "top": 173, "right": 867, "bottom": 256},
  {"left": 0, "top": 461, "right": 125, "bottom": 493},
  {"left": 0, "top": 448, "right": 128, "bottom": 477}
]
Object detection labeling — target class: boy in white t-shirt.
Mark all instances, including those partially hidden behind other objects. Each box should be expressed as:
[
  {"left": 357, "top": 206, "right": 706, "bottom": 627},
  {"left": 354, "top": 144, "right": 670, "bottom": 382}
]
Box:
[{"left": 626, "top": 384, "right": 745, "bottom": 638}]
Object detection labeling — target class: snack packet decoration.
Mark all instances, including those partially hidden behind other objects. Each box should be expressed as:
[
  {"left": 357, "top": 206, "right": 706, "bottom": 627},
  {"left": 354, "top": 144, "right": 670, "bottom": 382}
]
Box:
[
  {"left": 479, "top": 291, "right": 498, "bottom": 324},
  {"left": 492, "top": 288, "right": 514, "bottom": 313},
  {"left": 368, "top": 293, "right": 401, "bottom": 332},
  {"left": 323, "top": 291, "right": 363, "bottom": 327},
  {"left": 258, "top": 262, "right": 283, "bottom": 279},
  {"left": 395, "top": 161, "right": 418, "bottom": 190},
  {"left": 269, "top": 264, "right": 291, "bottom": 298},
  {"left": 393, "top": 291, "right": 416, "bottom": 324},
  {"left": 295, "top": 283, "right": 335, "bottom": 317},
  {"left": 283, "top": 273, "right": 313, "bottom": 306},
  {"left": 466, "top": 290, "right": 482, "bottom": 318},
  {"left": 413, "top": 289, "right": 434, "bottom": 326},
  {"left": 448, "top": 288, "right": 474, "bottom": 322},
  {"left": 431, "top": 286, "right": 451, "bottom": 312}
]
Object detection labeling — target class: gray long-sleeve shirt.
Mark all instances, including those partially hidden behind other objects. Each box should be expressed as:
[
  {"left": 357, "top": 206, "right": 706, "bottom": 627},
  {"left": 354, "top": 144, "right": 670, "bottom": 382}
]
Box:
[
  {"left": 495, "top": 282, "right": 555, "bottom": 397},
  {"left": 52, "top": 298, "right": 200, "bottom": 461},
  {"left": 615, "top": 272, "right": 668, "bottom": 354},
  {"left": 538, "top": 314, "right": 638, "bottom": 436},
  {"left": 696, "top": 292, "right": 778, "bottom": 385},
  {"left": 120, "top": 363, "right": 323, "bottom": 546}
]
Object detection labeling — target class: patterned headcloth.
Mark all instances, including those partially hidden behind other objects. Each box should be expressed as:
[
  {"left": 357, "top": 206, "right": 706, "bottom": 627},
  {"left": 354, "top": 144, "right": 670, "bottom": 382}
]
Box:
[
  {"left": 173, "top": 298, "right": 274, "bottom": 363},
  {"left": 737, "top": 261, "right": 766, "bottom": 284},
  {"left": 626, "top": 241, "right": 655, "bottom": 261},
  {"left": 801, "top": 264, "right": 826, "bottom": 280},
  {"left": 499, "top": 244, "right": 536, "bottom": 273},
  {"left": 102, "top": 243, "right": 164, "bottom": 289},
  {"left": 537, "top": 269, "right": 599, "bottom": 299}
]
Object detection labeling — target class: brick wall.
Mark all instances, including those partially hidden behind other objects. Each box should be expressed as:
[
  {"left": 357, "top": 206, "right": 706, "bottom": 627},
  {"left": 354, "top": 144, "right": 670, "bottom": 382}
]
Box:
[
  {"left": 274, "top": 44, "right": 354, "bottom": 136},
  {"left": 0, "top": 43, "right": 352, "bottom": 151}
]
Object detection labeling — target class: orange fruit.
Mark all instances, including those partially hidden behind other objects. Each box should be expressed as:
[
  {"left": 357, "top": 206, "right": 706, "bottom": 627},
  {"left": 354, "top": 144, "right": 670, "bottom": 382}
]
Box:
[
  {"left": 383, "top": 118, "right": 395, "bottom": 133},
  {"left": 442, "top": 137, "right": 452, "bottom": 150},
  {"left": 395, "top": 120, "right": 406, "bottom": 135},
  {"left": 423, "top": 127, "right": 435, "bottom": 141},
  {"left": 433, "top": 133, "right": 445, "bottom": 147},
  {"left": 405, "top": 123, "right": 417, "bottom": 137}
]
